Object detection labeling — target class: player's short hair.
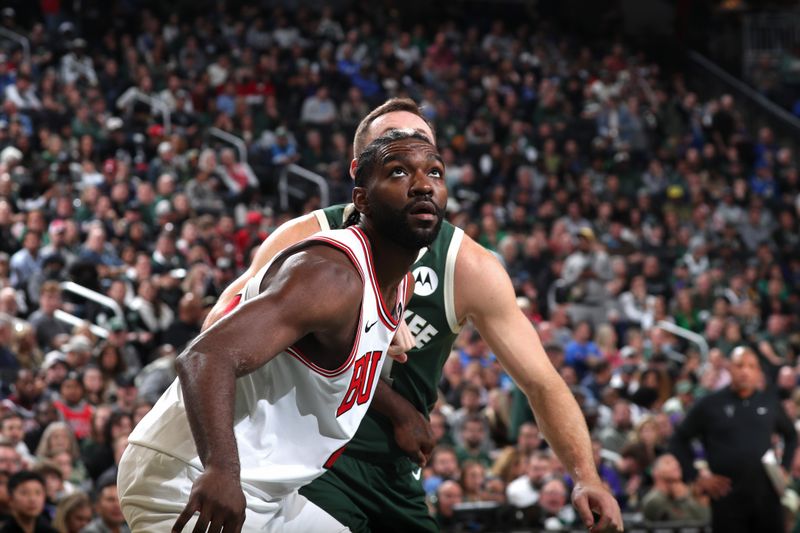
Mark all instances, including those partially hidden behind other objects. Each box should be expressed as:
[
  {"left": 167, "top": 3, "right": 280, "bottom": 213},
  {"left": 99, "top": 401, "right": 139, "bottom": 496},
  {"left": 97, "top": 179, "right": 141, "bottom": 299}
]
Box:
[
  {"left": 353, "top": 98, "right": 434, "bottom": 156},
  {"left": 346, "top": 129, "right": 434, "bottom": 228},
  {"left": 353, "top": 129, "right": 434, "bottom": 188}
]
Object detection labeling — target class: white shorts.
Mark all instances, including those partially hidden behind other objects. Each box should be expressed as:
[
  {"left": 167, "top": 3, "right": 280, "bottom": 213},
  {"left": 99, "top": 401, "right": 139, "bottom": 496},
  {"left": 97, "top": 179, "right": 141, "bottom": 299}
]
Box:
[{"left": 118, "top": 443, "right": 349, "bottom": 532}]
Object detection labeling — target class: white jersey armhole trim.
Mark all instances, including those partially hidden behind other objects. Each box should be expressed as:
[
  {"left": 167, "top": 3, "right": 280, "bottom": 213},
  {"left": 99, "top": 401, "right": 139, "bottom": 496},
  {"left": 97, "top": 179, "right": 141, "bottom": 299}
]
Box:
[
  {"left": 313, "top": 209, "right": 330, "bottom": 231},
  {"left": 444, "top": 227, "right": 464, "bottom": 334}
]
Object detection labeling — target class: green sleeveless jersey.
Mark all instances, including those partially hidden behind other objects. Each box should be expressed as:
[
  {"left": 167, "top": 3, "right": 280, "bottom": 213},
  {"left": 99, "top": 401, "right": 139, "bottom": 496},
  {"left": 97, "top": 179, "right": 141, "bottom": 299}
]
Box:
[{"left": 315, "top": 205, "right": 463, "bottom": 461}]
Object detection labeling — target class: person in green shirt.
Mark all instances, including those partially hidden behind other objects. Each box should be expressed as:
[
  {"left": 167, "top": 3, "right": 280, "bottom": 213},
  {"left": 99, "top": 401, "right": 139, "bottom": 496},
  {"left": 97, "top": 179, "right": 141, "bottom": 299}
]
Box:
[{"left": 203, "top": 98, "right": 622, "bottom": 533}]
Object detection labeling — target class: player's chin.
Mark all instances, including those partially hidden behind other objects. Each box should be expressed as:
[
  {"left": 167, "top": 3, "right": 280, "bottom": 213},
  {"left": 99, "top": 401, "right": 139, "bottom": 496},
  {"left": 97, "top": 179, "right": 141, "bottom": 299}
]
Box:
[{"left": 408, "top": 226, "right": 440, "bottom": 247}]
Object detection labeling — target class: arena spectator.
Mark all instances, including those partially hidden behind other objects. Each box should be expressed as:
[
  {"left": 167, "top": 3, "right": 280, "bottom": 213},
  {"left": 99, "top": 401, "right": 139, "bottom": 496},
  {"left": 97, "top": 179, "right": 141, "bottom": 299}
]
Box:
[
  {"left": 641, "top": 454, "right": 709, "bottom": 522},
  {"left": 0, "top": 4, "right": 797, "bottom": 530},
  {"left": 1, "top": 470, "right": 56, "bottom": 532}
]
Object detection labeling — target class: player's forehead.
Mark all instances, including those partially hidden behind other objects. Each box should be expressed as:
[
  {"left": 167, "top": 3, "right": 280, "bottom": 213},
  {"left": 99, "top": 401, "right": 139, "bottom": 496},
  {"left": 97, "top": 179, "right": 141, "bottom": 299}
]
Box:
[
  {"left": 367, "top": 111, "right": 434, "bottom": 144},
  {"left": 376, "top": 137, "right": 441, "bottom": 164}
]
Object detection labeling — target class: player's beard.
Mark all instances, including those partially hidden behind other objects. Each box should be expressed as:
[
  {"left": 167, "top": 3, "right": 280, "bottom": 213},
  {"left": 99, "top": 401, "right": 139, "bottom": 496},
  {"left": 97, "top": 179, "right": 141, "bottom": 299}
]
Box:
[{"left": 370, "top": 197, "right": 444, "bottom": 250}]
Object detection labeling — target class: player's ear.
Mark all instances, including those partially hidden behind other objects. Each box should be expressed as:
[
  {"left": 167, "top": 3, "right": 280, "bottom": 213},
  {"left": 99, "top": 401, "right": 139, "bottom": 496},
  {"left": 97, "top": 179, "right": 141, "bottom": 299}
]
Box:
[
  {"left": 349, "top": 158, "right": 358, "bottom": 180},
  {"left": 352, "top": 186, "right": 370, "bottom": 216}
]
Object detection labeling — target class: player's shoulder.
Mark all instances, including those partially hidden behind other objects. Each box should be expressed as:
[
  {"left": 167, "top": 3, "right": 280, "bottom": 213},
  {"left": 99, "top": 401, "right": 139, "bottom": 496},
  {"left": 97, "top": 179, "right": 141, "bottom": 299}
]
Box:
[
  {"left": 455, "top": 232, "right": 507, "bottom": 278},
  {"left": 268, "top": 238, "right": 363, "bottom": 299}
]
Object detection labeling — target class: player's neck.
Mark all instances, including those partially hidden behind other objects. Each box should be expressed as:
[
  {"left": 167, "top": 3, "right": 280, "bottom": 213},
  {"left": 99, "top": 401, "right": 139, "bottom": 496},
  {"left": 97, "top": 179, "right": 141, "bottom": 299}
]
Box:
[{"left": 358, "top": 224, "right": 418, "bottom": 290}]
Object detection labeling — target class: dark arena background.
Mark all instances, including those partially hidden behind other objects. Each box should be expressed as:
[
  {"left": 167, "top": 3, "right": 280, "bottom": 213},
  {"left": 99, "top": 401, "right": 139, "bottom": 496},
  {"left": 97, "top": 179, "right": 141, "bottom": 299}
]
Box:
[{"left": 0, "top": 0, "right": 798, "bottom": 531}]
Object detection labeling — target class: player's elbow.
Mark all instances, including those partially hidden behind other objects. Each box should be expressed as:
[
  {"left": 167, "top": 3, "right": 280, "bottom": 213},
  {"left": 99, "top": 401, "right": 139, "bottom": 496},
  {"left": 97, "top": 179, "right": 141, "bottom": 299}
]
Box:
[
  {"left": 175, "top": 347, "right": 216, "bottom": 382},
  {"left": 174, "top": 349, "right": 196, "bottom": 381}
]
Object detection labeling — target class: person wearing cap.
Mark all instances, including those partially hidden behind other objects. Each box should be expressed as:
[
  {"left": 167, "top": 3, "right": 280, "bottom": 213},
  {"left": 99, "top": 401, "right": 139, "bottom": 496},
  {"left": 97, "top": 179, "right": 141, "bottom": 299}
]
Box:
[
  {"left": 41, "top": 353, "right": 69, "bottom": 396},
  {"left": 112, "top": 376, "right": 138, "bottom": 415},
  {"left": 663, "top": 380, "right": 696, "bottom": 422},
  {"left": 270, "top": 126, "right": 300, "bottom": 166},
  {"left": 560, "top": 226, "right": 612, "bottom": 327},
  {"left": 62, "top": 336, "right": 93, "bottom": 370},
  {"left": 101, "top": 318, "right": 140, "bottom": 375}
]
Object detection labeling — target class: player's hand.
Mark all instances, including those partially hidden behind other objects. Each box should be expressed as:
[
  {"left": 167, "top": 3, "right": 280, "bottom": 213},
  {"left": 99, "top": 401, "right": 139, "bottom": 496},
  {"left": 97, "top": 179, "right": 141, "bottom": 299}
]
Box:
[
  {"left": 572, "top": 479, "right": 624, "bottom": 532},
  {"left": 393, "top": 408, "right": 434, "bottom": 467},
  {"left": 172, "top": 466, "right": 246, "bottom": 533},
  {"left": 696, "top": 470, "right": 731, "bottom": 499},
  {"left": 387, "top": 321, "right": 415, "bottom": 363}
]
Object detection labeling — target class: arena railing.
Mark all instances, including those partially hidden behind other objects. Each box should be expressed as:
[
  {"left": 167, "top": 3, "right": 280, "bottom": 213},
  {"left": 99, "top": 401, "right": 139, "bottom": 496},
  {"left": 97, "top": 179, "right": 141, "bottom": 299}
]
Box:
[
  {"left": 0, "top": 27, "right": 30, "bottom": 65},
  {"left": 208, "top": 127, "right": 248, "bottom": 166},
  {"left": 121, "top": 89, "right": 172, "bottom": 134},
  {"left": 278, "top": 163, "right": 330, "bottom": 211},
  {"left": 655, "top": 320, "right": 709, "bottom": 364},
  {"left": 687, "top": 50, "right": 800, "bottom": 153},
  {"left": 53, "top": 309, "right": 109, "bottom": 339},
  {"left": 55, "top": 280, "right": 123, "bottom": 338},
  {"left": 58, "top": 281, "right": 124, "bottom": 322}
]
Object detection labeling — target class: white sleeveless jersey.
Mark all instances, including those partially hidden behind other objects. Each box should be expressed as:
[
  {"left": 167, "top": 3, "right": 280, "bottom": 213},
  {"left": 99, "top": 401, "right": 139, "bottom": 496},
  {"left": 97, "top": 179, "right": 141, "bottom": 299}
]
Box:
[{"left": 128, "top": 227, "right": 410, "bottom": 498}]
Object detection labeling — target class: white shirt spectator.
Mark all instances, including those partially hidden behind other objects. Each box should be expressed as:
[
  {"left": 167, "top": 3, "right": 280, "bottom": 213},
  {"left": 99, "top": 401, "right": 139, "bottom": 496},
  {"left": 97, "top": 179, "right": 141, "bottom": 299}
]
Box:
[
  {"left": 506, "top": 475, "right": 539, "bottom": 508},
  {"left": 60, "top": 49, "right": 98, "bottom": 86},
  {"left": 300, "top": 88, "right": 338, "bottom": 125},
  {"left": 4, "top": 80, "right": 41, "bottom": 111}
]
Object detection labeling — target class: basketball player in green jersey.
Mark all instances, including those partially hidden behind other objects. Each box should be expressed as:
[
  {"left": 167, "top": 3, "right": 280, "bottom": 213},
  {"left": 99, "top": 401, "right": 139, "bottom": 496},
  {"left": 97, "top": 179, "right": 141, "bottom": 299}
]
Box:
[{"left": 203, "top": 99, "right": 623, "bottom": 533}]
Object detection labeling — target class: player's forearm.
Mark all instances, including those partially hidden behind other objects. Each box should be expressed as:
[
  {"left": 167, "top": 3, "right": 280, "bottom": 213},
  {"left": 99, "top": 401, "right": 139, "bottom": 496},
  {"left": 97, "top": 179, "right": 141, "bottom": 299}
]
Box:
[
  {"left": 176, "top": 349, "right": 240, "bottom": 473},
  {"left": 526, "top": 378, "right": 600, "bottom": 484},
  {"left": 371, "top": 379, "right": 419, "bottom": 422}
]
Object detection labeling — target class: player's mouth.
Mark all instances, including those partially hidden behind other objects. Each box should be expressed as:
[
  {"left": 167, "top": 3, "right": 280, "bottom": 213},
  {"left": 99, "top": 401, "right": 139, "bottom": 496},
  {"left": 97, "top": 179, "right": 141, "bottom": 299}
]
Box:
[{"left": 407, "top": 201, "right": 439, "bottom": 222}]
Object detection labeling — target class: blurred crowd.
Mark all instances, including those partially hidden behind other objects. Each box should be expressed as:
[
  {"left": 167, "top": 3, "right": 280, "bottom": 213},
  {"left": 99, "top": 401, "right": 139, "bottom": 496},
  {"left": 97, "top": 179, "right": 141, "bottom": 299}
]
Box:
[{"left": 0, "top": 1, "right": 798, "bottom": 531}]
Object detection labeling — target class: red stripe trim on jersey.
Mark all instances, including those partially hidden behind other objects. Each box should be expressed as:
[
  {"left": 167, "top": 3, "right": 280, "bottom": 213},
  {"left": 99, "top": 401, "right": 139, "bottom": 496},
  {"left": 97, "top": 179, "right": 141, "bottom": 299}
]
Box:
[
  {"left": 286, "top": 313, "right": 361, "bottom": 378},
  {"left": 323, "top": 443, "right": 347, "bottom": 469},
  {"left": 349, "top": 227, "right": 400, "bottom": 330},
  {"left": 282, "top": 236, "right": 364, "bottom": 378},
  {"left": 221, "top": 293, "right": 242, "bottom": 316},
  {"left": 306, "top": 236, "right": 365, "bottom": 283}
]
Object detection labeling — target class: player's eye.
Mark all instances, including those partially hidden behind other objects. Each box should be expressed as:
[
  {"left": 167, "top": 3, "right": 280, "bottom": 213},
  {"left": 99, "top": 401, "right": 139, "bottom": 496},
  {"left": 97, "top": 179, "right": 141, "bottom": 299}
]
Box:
[
  {"left": 428, "top": 168, "right": 444, "bottom": 179},
  {"left": 390, "top": 167, "right": 407, "bottom": 177}
]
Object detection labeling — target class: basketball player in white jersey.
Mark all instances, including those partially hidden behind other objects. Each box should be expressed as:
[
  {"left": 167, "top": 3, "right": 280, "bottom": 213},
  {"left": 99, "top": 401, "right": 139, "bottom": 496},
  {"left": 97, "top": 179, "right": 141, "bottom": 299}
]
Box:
[{"left": 117, "top": 129, "right": 447, "bottom": 532}]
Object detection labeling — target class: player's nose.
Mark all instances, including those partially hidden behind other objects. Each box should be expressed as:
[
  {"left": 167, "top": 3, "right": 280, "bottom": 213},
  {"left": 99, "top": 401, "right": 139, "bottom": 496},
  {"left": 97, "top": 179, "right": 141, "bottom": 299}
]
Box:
[{"left": 409, "top": 168, "right": 434, "bottom": 196}]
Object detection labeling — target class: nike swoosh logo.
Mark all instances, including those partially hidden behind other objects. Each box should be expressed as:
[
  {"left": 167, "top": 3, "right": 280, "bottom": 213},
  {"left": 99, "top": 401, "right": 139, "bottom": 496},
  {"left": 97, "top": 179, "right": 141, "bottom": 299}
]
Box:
[
  {"left": 364, "top": 320, "right": 378, "bottom": 333},
  {"left": 411, "top": 467, "right": 421, "bottom": 480}
]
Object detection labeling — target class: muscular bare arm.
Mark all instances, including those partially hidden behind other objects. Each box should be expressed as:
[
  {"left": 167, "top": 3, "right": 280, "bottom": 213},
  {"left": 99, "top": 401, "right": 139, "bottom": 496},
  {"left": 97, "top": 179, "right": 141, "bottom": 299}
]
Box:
[
  {"left": 202, "top": 210, "right": 417, "bottom": 360},
  {"left": 455, "top": 236, "right": 622, "bottom": 532},
  {"left": 202, "top": 213, "right": 322, "bottom": 331},
  {"left": 173, "top": 247, "right": 361, "bottom": 532}
]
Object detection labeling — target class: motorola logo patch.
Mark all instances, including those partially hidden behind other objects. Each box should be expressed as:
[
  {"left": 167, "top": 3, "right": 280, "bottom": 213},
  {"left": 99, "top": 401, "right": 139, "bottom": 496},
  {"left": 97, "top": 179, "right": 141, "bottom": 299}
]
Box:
[{"left": 412, "top": 267, "right": 439, "bottom": 297}]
